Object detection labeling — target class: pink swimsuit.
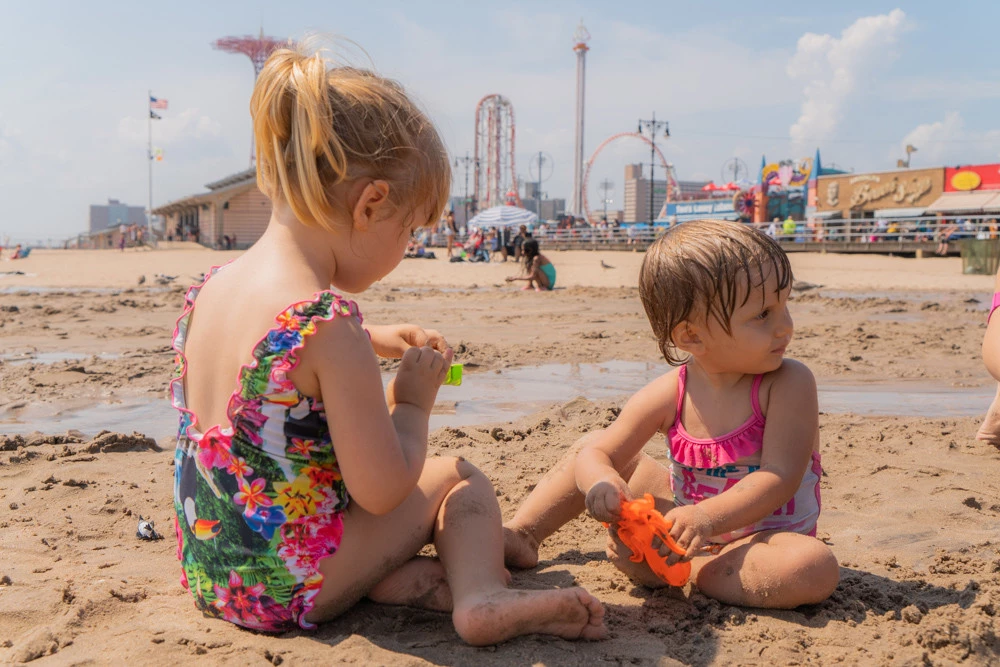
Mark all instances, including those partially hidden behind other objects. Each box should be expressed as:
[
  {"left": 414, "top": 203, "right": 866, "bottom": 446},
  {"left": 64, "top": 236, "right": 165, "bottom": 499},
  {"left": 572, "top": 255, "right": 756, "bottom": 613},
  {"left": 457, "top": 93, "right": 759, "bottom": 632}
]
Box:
[{"left": 667, "top": 365, "right": 823, "bottom": 545}]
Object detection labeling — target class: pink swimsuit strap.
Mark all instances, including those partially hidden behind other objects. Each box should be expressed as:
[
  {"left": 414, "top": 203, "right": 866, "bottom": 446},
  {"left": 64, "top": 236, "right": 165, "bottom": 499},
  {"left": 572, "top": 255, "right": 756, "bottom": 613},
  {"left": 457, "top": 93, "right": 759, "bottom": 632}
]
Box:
[
  {"left": 989, "top": 292, "right": 1000, "bottom": 323},
  {"left": 668, "top": 365, "right": 765, "bottom": 468}
]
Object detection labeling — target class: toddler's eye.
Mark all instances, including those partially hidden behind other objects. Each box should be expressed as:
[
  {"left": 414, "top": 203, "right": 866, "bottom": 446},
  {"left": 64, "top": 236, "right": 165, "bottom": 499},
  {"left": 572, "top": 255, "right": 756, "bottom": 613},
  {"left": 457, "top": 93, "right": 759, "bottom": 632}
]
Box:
[{"left": 757, "top": 309, "right": 770, "bottom": 320}]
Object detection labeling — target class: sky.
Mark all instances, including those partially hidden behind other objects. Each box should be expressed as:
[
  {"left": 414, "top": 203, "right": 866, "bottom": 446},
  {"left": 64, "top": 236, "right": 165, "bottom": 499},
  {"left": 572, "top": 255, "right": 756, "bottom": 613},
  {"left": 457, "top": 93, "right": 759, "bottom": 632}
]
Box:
[{"left": 3, "top": 1, "right": 1000, "bottom": 242}]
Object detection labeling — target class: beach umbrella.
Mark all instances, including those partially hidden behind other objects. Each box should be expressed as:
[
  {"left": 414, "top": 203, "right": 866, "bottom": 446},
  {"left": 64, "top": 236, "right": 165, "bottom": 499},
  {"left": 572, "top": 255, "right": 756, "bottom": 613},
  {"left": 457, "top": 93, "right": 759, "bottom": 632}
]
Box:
[
  {"left": 701, "top": 182, "right": 718, "bottom": 192},
  {"left": 468, "top": 205, "right": 538, "bottom": 227}
]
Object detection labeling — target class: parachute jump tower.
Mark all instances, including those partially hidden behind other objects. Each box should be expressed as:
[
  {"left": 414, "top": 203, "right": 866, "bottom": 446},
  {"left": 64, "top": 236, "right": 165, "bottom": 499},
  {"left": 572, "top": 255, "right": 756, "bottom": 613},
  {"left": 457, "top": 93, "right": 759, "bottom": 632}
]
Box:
[{"left": 213, "top": 29, "right": 291, "bottom": 167}]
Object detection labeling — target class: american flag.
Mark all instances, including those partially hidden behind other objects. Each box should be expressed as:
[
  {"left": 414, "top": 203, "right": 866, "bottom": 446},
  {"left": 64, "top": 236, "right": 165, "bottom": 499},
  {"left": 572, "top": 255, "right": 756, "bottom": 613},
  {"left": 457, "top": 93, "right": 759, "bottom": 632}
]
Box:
[{"left": 149, "top": 96, "right": 168, "bottom": 110}]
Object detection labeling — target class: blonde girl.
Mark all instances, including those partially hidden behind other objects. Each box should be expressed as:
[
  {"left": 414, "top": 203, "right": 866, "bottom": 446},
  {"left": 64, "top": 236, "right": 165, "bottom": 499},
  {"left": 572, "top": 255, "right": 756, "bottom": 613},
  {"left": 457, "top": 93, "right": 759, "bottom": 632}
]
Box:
[{"left": 171, "top": 48, "right": 605, "bottom": 645}]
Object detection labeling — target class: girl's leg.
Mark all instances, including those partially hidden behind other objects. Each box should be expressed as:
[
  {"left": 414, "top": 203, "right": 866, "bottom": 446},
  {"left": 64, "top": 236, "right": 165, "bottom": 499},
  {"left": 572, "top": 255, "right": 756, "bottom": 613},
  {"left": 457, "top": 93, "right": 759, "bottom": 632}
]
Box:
[
  {"left": 691, "top": 530, "right": 839, "bottom": 608},
  {"left": 978, "top": 268, "right": 1000, "bottom": 446},
  {"left": 309, "top": 456, "right": 605, "bottom": 645},
  {"left": 531, "top": 266, "right": 551, "bottom": 290},
  {"left": 503, "top": 432, "right": 652, "bottom": 568}
]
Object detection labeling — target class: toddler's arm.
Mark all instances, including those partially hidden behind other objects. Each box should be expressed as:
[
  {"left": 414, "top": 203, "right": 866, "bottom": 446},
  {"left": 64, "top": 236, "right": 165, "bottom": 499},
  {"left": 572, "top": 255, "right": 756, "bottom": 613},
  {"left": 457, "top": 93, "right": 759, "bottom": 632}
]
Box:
[
  {"left": 575, "top": 372, "right": 677, "bottom": 523},
  {"left": 665, "top": 360, "right": 819, "bottom": 558},
  {"left": 302, "top": 315, "right": 451, "bottom": 515},
  {"left": 367, "top": 323, "right": 449, "bottom": 359}
]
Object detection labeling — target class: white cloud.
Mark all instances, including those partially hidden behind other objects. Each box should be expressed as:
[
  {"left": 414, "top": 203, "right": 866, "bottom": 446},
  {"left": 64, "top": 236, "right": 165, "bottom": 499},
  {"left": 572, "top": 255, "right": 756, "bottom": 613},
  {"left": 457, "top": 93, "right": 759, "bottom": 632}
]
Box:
[
  {"left": 787, "top": 9, "right": 907, "bottom": 146},
  {"left": 900, "top": 112, "right": 1000, "bottom": 166}
]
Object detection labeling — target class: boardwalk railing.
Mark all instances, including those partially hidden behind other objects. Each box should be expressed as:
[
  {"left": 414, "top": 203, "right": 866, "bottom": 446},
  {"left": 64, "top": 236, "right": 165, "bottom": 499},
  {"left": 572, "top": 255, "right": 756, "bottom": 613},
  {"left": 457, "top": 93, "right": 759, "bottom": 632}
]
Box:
[{"left": 429, "top": 215, "right": 1000, "bottom": 255}]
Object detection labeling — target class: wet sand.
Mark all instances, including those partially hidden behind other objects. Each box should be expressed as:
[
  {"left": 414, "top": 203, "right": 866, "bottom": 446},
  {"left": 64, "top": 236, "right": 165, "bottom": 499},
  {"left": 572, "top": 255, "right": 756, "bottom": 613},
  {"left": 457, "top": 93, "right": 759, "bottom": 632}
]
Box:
[{"left": 1, "top": 247, "right": 999, "bottom": 665}]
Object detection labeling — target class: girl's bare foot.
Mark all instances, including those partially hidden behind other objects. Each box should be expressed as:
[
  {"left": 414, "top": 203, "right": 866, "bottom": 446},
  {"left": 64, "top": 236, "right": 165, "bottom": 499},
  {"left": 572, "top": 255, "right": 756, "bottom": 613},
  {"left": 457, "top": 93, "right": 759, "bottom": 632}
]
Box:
[
  {"left": 367, "top": 556, "right": 514, "bottom": 612},
  {"left": 977, "top": 386, "right": 1000, "bottom": 448},
  {"left": 367, "top": 556, "right": 453, "bottom": 612},
  {"left": 502, "top": 525, "right": 540, "bottom": 569},
  {"left": 452, "top": 587, "right": 607, "bottom": 646}
]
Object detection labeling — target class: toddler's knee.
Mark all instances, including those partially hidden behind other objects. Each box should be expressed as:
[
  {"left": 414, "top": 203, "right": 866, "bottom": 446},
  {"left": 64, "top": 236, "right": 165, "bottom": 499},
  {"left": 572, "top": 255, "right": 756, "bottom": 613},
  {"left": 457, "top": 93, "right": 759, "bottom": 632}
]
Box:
[{"left": 797, "top": 542, "right": 840, "bottom": 604}]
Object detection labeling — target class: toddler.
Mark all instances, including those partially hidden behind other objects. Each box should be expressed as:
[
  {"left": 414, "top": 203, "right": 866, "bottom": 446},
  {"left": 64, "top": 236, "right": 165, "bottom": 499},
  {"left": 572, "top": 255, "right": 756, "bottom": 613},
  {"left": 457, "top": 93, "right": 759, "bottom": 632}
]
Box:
[
  {"left": 170, "top": 47, "right": 605, "bottom": 645},
  {"left": 504, "top": 219, "right": 839, "bottom": 608}
]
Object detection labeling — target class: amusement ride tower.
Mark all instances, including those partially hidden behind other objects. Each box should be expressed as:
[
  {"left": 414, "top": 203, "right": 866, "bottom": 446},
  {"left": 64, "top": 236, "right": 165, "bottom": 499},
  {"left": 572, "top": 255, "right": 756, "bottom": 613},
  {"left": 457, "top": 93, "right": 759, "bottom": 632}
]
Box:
[
  {"left": 571, "top": 20, "right": 590, "bottom": 216},
  {"left": 213, "top": 29, "right": 291, "bottom": 167},
  {"left": 473, "top": 94, "right": 522, "bottom": 212}
]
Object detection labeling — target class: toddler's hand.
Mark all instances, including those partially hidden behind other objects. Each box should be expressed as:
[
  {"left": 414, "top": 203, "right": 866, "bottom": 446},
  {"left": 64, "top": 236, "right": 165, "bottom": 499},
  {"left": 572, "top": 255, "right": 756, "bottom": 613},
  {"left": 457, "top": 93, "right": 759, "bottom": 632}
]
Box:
[
  {"left": 386, "top": 345, "right": 454, "bottom": 413},
  {"left": 585, "top": 479, "right": 631, "bottom": 524},
  {"left": 659, "top": 504, "right": 713, "bottom": 564}
]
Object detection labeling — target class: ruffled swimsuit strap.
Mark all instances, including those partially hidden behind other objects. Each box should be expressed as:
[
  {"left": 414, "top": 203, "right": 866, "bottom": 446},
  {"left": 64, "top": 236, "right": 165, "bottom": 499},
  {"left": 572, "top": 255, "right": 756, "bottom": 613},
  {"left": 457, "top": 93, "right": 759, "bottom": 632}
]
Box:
[
  {"left": 673, "top": 364, "right": 689, "bottom": 426},
  {"left": 750, "top": 372, "right": 765, "bottom": 421}
]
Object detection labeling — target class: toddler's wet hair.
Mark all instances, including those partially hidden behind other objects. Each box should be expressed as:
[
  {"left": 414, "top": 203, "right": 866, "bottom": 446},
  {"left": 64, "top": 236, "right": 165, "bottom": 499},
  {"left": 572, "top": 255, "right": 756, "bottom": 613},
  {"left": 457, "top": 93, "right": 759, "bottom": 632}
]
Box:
[
  {"left": 638, "top": 219, "right": 792, "bottom": 365},
  {"left": 250, "top": 46, "right": 450, "bottom": 232}
]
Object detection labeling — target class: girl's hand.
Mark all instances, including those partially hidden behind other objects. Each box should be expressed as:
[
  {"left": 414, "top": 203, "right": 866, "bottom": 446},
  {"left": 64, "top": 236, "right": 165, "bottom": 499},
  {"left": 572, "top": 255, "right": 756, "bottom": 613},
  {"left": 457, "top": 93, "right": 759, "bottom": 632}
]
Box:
[
  {"left": 369, "top": 324, "right": 449, "bottom": 359},
  {"left": 659, "top": 504, "right": 713, "bottom": 564},
  {"left": 585, "top": 478, "right": 632, "bottom": 524},
  {"left": 505, "top": 276, "right": 515, "bottom": 282},
  {"left": 386, "top": 345, "right": 454, "bottom": 413}
]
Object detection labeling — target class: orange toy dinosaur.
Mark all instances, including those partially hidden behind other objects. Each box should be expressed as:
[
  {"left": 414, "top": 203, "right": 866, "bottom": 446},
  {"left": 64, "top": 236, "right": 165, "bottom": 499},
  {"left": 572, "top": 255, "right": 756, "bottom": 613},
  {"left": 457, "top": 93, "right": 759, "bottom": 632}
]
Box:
[{"left": 608, "top": 493, "right": 691, "bottom": 587}]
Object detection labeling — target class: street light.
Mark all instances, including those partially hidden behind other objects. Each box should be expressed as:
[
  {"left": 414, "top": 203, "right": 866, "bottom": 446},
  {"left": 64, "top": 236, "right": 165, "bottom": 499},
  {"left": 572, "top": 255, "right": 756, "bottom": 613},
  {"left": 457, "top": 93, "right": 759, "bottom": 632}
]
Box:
[
  {"left": 897, "top": 144, "right": 918, "bottom": 169},
  {"left": 454, "top": 152, "right": 477, "bottom": 231},
  {"left": 638, "top": 113, "right": 669, "bottom": 225}
]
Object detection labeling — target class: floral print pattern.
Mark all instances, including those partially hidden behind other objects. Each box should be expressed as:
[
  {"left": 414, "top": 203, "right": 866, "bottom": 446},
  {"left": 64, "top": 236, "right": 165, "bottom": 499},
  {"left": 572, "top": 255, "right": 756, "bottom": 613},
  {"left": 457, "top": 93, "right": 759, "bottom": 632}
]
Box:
[{"left": 171, "top": 267, "right": 361, "bottom": 632}]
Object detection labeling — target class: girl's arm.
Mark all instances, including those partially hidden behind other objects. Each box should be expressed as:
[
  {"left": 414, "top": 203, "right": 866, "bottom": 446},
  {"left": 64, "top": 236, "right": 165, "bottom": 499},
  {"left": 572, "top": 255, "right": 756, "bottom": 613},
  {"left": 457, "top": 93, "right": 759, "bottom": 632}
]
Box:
[
  {"left": 575, "top": 371, "right": 677, "bottom": 522},
  {"left": 367, "top": 324, "right": 449, "bottom": 358},
  {"left": 505, "top": 256, "right": 536, "bottom": 282},
  {"left": 301, "top": 315, "right": 451, "bottom": 515},
  {"left": 665, "top": 360, "right": 818, "bottom": 557}
]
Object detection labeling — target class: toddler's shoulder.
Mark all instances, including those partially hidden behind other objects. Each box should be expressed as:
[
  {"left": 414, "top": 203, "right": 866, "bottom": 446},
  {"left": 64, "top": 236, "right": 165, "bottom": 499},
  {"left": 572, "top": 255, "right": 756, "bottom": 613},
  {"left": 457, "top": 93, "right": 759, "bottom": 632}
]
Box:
[{"left": 768, "top": 358, "right": 816, "bottom": 387}]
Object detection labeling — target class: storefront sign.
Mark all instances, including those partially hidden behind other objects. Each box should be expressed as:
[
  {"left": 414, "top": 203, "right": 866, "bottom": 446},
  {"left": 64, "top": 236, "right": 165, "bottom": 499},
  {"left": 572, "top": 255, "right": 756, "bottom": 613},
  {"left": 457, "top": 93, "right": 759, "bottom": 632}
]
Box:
[
  {"left": 816, "top": 168, "right": 944, "bottom": 212},
  {"left": 761, "top": 158, "right": 812, "bottom": 188},
  {"left": 658, "top": 199, "right": 737, "bottom": 222},
  {"left": 945, "top": 164, "right": 1000, "bottom": 192}
]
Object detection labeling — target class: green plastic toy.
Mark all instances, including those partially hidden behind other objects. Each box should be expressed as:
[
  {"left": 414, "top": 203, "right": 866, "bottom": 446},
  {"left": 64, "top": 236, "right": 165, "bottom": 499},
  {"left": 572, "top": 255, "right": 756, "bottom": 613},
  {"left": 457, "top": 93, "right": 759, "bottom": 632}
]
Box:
[{"left": 443, "top": 363, "right": 463, "bottom": 386}]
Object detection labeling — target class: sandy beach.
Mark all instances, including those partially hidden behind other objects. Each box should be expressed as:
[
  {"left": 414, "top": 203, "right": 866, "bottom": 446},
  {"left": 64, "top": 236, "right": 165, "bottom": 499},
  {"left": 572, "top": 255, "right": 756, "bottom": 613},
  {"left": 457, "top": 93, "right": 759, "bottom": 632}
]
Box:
[{"left": 2, "top": 246, "right": 1000, "bottom": 665}]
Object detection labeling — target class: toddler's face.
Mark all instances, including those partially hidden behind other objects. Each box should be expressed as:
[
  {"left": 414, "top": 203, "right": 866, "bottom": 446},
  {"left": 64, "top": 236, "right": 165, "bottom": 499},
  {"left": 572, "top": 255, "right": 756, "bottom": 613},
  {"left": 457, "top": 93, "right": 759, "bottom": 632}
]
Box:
[
  {"left": 696, "top": 271, "right": 793, "bottom": 374},
  {"left": 337, "top": 201, "right": 432, "bottom": 291}
]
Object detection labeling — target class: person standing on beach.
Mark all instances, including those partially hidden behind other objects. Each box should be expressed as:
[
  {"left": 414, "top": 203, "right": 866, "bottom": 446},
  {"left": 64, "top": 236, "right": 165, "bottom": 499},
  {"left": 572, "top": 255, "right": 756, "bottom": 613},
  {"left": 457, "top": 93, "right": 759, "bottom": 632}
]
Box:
[
  {"left": 444, "top": 210, "right": 457, "bottom": 257},
  {"left": 503, "top": 220, "right": 838, "bottom": 609},
  {"left": 170, "top": 47, "right": 605, "bottom": 646}
]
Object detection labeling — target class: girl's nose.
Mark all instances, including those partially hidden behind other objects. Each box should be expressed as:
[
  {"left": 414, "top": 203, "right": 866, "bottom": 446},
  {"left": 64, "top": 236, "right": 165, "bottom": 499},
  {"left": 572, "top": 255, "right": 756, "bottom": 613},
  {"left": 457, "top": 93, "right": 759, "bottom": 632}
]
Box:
[{"left": 775, "top": 306, "right": 793, "bottom": 337}]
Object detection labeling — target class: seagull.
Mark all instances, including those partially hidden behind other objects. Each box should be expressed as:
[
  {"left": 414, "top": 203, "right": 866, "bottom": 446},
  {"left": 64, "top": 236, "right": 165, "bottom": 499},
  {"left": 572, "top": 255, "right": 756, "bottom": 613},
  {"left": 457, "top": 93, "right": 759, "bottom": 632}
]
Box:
[
  {"left": 136, "top": 275, "right": 146, "bottom": 285},
  {"left": 600, "top": 260, "right": 615, "bottom": 270},
  {"left": 154, "top": 273, "right": 178, "bottom": 285}
]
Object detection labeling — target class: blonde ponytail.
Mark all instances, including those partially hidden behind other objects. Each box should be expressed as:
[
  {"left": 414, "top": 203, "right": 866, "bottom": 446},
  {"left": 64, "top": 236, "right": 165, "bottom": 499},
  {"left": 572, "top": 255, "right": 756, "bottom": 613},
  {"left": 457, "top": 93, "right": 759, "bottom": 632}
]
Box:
[{"left": 250, "top": 47, "right": 450, "bottom": 232}]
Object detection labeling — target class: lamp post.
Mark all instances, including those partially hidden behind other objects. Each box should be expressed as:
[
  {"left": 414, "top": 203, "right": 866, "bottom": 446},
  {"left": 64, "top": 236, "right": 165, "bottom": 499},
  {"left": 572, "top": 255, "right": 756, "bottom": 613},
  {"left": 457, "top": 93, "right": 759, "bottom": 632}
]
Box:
[
  {"left": 600, "top": 178, "right": 614, "bottom": 221},
  {"left": 638, "top": 113, "right": 669, "bottom": 225},
  {"left": 454, "top": 152, "right": 477, "bottom": 232}
]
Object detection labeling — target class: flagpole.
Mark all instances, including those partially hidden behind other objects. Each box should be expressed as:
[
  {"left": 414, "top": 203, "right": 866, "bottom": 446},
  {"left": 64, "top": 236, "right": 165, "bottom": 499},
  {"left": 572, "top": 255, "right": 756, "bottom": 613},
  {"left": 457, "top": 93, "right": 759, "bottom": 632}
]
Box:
[{"left": 147, "top": 89, "right": 153, "bottom": 238}]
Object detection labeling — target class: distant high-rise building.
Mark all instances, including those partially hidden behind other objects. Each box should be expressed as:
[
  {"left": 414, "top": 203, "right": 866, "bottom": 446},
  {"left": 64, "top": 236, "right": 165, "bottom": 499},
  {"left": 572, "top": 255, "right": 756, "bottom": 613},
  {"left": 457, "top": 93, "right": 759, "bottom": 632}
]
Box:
[
  {"left": 623, "top": 164, "right": 667, "bottom": 223},
  {"left": 521, "top": 183, "right": 566, "bottom": 221},
  {"left": 89, "top": 199, "right": 147, "bottom": 233}
]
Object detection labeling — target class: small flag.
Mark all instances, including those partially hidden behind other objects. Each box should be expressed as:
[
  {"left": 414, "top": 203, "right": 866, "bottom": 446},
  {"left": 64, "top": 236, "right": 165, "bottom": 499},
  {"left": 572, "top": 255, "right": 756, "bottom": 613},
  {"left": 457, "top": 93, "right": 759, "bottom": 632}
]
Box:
[
  {"left": 150, "top": 96, "right": 168, "bottom": 110},
  {"left": 150, "top": 110, "right": 161, "bottom": 120}
]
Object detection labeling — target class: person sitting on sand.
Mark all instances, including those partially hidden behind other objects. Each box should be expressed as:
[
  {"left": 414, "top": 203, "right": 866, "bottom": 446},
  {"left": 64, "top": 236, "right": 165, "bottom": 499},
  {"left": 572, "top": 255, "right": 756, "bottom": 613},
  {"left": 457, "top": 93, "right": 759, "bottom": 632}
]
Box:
[
  {"left": 505, "top": 238, "right": 555, "bottom": 291},
  {"left": 503, "top": 219, "right": 839, "bottom": 609},
  {"left": 169, "top": 47, "right": 605, "bottom": 646},
  {"left": 977, "top": 262, "right": 1000, "bottom": 448}
]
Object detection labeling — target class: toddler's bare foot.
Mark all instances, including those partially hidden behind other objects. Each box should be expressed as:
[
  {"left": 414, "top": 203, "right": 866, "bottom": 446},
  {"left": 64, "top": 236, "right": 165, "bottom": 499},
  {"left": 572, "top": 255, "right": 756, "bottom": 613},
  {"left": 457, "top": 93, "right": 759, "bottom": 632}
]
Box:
[
  {"left": 452, "top": 587, "right": 606, "bottom": 646},
  {"left": 367, "top": 556, "right": 453, "bottom": 612},
  {"left": 977, "top": 385, "right": 1000, "bottom": 449},
  {"left": 503, "top": 525, "right": 540, "bottom": 569}
]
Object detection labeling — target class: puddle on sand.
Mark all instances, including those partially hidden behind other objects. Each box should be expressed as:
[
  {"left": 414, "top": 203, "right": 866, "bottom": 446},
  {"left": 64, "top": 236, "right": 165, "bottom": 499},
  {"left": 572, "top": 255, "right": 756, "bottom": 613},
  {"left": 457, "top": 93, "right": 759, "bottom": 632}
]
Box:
[
  {"left": 0, "top": 398, "right": 177, "bottom": 440},
  {"left": 2, "top": 362, "right": 992, "bottom": 440}
]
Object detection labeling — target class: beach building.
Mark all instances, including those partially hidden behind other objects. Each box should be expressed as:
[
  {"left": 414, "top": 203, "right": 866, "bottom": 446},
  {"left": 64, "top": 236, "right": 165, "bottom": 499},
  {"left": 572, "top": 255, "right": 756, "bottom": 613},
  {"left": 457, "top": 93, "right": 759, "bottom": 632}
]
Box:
[
  {"left": 152, "top": 168, "right": 271, "bottom": 249},
  {"left": 815, "top": 167, "right": 945, "bottom": 220},
  {"left": 924, "top": 163, "right": 1000, "bottom": 216},
  {"left": 623, "top": 163, "right": 667, "bottom": 223}
]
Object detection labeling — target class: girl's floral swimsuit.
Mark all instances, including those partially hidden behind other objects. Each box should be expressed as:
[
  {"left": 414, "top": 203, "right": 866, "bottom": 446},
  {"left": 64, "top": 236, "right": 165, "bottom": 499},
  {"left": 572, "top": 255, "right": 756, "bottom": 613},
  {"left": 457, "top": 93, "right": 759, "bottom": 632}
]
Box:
[
  {"left": 171, "top": 266, "right": 361, "bottom": 632},
  {"left": 667, "top": 364, "right": 823, "bottom": 545}
]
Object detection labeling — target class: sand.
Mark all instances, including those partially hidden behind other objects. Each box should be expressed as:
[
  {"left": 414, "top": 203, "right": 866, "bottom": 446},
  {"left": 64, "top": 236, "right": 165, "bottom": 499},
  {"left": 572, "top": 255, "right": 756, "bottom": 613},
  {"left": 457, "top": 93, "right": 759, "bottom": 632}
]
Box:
[{"left": 1, "top": 246, "right": 1000, "bottom": 665}]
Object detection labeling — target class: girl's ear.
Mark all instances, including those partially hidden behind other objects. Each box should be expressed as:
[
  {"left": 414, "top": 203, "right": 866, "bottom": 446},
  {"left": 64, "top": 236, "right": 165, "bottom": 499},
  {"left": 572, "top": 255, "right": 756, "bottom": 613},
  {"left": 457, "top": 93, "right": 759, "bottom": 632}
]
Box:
[
  {"left": 351, "top": 180, "right": 391, "bottom": 232},
  {"left": 671, "top": 321, "right": 705, "bottom": 356}
]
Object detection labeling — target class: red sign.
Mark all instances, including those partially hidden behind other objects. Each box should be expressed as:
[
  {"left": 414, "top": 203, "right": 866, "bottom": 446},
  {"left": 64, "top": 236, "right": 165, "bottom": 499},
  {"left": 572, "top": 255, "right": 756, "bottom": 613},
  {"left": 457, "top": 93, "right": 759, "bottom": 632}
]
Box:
[{"left": 945, "top": 164, "right": 1000, "bottom": 192}]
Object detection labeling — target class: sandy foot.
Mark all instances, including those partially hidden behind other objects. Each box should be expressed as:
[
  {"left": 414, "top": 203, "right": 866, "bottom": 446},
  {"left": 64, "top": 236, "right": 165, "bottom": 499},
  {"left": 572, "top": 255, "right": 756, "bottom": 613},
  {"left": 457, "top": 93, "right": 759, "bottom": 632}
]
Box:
[
  {"left": 976, "top": 384, "right": 1000, "bottom": 448},
  {"left": 452, "top": 587, "right": 607, "bottom": 646},
  {"left": 502, "top": 525, "right": 540, "bottom": 570}
]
